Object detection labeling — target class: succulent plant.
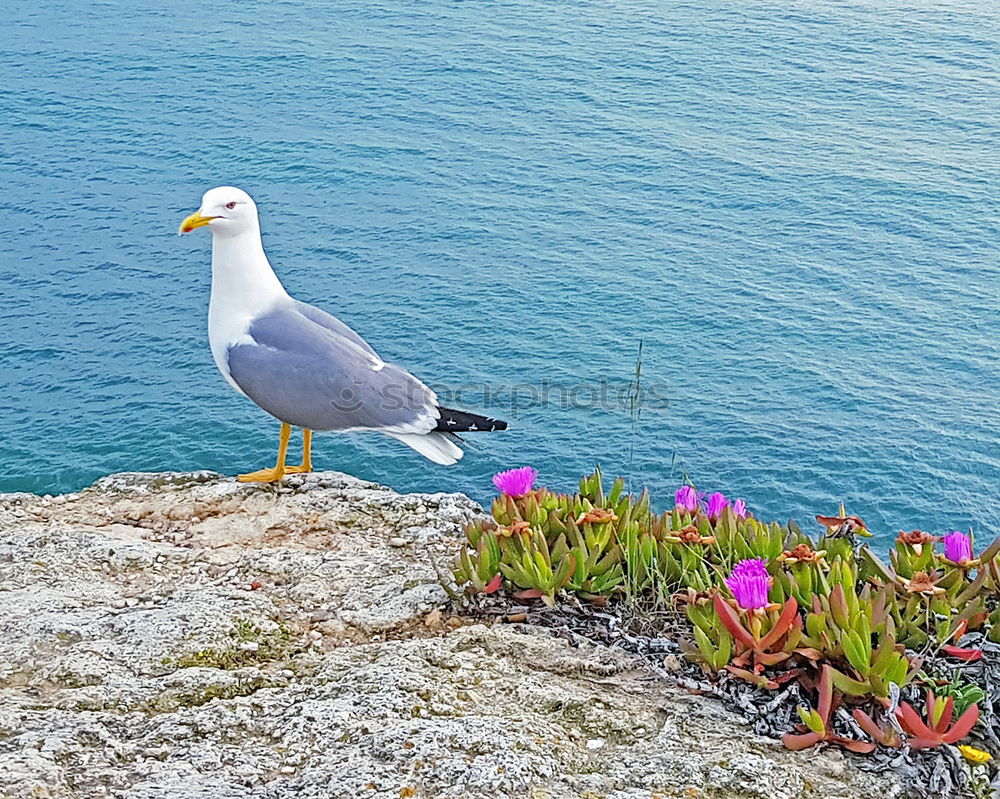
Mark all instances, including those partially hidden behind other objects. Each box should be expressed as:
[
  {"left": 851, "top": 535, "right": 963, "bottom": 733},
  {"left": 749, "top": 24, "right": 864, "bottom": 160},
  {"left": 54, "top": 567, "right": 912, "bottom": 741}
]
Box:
[
  {"left": 893, "top": 690, "right": 980, "bottom": 749},
  {"left": 783, "top": 665, "right": 876, "bottom": 754},
  {"left": 449, "top": 467, "right": 1000, "bottom": 763}
]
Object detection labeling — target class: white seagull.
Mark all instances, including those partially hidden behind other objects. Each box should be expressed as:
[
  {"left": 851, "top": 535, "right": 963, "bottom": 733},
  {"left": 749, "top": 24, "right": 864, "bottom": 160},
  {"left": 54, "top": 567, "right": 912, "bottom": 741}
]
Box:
[{"left": 179, "top": 186, "right": 507, "bottom": 482}]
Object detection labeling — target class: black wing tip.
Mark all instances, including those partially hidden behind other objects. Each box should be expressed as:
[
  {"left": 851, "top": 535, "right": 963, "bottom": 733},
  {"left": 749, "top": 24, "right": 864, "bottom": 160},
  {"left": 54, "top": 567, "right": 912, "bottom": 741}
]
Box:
[{"left": 435, "top": 407, "right": 508, "bottom": 433}]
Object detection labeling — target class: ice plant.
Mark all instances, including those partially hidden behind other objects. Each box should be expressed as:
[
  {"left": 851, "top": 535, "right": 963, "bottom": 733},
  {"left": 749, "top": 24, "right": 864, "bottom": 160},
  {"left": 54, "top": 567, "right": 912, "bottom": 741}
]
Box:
[
  {"left": 942, "top": 619, "right": 984, "bottom": 660},
  {"left": 725, "top": 558, "right": 770, "bottom": 610},
  {"left": 705, "top": 492, "right": 729, "bottom": 520},
  {"left": 710, "top": 592, "right": 800, "bottom": 682},
  {"left": 777, "top": 543, "right": 826, "bottom": 565},
  {"left": 675, "top": 586, "right": 713, "bottom": 607},
  {"left": 852, "top": 708, "right": 903, "bottom": 748},
  {"left": 899, "top": 570, "right": 946, "bottom": 596},
  {"left": 674, "top": 485, "right": 701, "bottom": 513},
  {"left": 816, "top": 510, "right": 870, "bottom": 537},
  {"left": 896, "top": 529, "right": 937, "bottom": 556},
  {"left": 452, "top": 467, "right": 1000, "bottom": 758},
  {"left": 665, "top": 525, "right": 716, "bottom": 545},
  {"left": 492, "top": 467, "right": 538, "bottom": 498},
  {"left": 497, "top": 520, "right": 532, "bottom": 538},
  {"left": 942, "top": 531, "right": 973, "bottom": 565},
  {"left": 707, "top": 557, "right": 802, "bottom": 682},
  {"left": 783, "top": 666, "right": 876, "bottom": 754},
  {"left": 575, "top": 508, "right": 618, "bottom": 525},
  {"left": 894, "top": 690, "right": 980, "bottom": 749}
]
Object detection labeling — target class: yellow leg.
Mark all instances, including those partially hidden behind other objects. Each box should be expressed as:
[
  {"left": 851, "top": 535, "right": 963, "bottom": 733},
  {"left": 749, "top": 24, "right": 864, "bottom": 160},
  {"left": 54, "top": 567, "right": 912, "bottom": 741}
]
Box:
[
  {"left": 238, "top": 422, "right": 292, "bottom": 482},
  {"left": 284, "top": 429, "right": 313, "bottom": 474}
]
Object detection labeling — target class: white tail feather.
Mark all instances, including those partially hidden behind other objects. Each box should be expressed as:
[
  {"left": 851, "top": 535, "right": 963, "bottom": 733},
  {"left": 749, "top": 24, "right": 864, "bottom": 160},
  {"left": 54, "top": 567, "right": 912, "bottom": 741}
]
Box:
[{"left": 386, "top": 432, "right": 464, "bottom": 465}]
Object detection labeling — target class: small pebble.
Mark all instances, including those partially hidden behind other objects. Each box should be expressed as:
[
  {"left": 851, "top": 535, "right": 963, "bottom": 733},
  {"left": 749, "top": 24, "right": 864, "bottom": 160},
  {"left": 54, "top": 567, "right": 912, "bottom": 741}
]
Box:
[
  {"left": 424, "top": 609, "right": 443, "bottom": 628},
  {"left": 389, "top": 537, "right": 408, "bottom": 547}
]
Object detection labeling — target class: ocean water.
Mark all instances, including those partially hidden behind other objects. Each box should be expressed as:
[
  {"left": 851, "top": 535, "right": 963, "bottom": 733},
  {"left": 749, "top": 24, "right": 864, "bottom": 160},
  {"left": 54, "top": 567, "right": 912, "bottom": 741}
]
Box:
[{"left": 1, "top": 0, "right": 998, "bottom": 545}]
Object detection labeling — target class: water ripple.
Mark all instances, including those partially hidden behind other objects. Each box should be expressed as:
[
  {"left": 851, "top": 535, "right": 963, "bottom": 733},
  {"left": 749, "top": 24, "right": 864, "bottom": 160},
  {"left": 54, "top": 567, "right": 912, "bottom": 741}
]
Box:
[{"left": 0, "top": 0, "right": 997, "bottom": 544}]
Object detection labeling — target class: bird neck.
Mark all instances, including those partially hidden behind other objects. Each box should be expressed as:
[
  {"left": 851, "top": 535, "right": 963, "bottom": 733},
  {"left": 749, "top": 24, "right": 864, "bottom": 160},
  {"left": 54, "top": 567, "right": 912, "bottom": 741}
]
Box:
[{"left": 210, "top": 229, "right": 288, "bottom": 317}]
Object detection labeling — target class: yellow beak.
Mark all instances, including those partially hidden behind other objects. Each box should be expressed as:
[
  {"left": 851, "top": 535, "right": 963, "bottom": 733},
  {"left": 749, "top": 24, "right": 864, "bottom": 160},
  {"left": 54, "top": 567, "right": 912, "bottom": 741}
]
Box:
[{"left": 178, "top": 211, "right": 217, "bottom": 234}]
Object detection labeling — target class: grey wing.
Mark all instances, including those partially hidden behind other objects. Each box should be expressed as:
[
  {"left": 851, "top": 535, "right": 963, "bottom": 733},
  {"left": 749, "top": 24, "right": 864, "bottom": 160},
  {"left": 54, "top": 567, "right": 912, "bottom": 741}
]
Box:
[
  {"left": 226, "top": 303, "right": 441, "bottom": 433},
  {"left": 292, "top": 299, "right": 379, "bottom": 359}
]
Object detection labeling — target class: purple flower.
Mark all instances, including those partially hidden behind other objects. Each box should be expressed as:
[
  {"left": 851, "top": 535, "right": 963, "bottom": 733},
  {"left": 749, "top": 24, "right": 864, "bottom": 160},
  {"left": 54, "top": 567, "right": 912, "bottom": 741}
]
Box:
[
  {"left": 732, "top": 499, "right": 747, "bottom": 519},
  {"left": 674, "top": 485, "right": 702, "bottom": 513},
  {"left": 492, "top": 466, "right": 538, "bottom": 498},
  {"left": 705, "top": 492, "right": 729, "bottom": 520},
  {"left": 731, "top": 557, "right": 768, "bottom": 579},
  {"left": 725, "top": 558, "right": 771, "bottom": 610},
  {"left": 943, "top": 531, "right": 973, "bottom": 564}
]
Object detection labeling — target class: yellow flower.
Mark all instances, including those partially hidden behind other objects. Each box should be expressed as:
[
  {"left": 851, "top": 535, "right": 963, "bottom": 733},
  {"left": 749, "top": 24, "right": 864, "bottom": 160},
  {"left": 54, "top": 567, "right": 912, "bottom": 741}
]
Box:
[{"left": 959, "top": 745, "right": 992, "bottom": 764}]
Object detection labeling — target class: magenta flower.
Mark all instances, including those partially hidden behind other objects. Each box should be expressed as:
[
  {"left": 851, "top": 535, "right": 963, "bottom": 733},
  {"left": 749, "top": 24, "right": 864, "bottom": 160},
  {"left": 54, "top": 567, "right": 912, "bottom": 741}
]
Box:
[
  {"left": 731, "top": 557, "right": 768, "bottom": 579},
  {"left": 705, "top": 492, "right": 729, "bottom": 520},
  {"left": 674, "top": 485, "right": 702, "bottom": 513},
  {"left": 732, "top": 499, "right": 747, "bottom": 519},
  {"left": 492, "top": 466, "right": 538, "bottom": 498},
  {"left": 725, "top": 558, "right": 771, "bottom": 610},
  {"left": 943, "top": 531, "right": 973, "bottom": 564}
]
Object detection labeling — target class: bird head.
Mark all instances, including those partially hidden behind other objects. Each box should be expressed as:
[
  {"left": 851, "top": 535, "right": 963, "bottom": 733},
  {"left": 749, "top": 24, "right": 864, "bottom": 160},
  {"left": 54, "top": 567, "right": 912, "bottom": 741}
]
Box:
[{"left": 178, "top": 186, "right": 258, "bottom": 236}]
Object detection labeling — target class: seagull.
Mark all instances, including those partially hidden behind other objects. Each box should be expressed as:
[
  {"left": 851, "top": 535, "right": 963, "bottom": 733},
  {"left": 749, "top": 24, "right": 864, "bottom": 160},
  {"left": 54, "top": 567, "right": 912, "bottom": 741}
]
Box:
[{"left": 178, "top": 186, "right": 507, "bottom": 482}]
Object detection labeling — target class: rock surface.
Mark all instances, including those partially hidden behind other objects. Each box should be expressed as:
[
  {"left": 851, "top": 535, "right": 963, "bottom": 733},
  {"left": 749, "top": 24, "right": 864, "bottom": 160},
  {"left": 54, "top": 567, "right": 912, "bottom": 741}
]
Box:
[{"left": 0, "top": 472, "right": 904, "bottom": 799}]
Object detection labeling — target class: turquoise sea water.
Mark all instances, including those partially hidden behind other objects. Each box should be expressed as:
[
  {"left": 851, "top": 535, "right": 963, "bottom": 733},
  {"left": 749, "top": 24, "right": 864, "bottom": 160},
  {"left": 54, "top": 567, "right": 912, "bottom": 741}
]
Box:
[{"left": 1, "top": 1, "right": 998, "bottom": 544}]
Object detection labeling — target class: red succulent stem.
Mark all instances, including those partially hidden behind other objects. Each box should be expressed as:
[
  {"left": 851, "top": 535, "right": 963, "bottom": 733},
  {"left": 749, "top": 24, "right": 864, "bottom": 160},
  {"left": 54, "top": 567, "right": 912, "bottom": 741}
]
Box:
[
  {"left": 894, "top": 694, "right": 980, "bottom": 747},
  {"left": 935, "top": 696, "right": 954, "bottom": 733},
  {"left": 758, "top": 596, "right": 799, "bottom": 650},
  {"left": 818, "top": 665, "right": 834, "bottom": 723},
  {"left": 713, "top": 594, "right": 756, "bottom": 649},
  {"left": 897, "top": 701, "right": 936, "bottom": 740},
  {"left": 944, "top": 704, "right": 980, "bottom": 744},
  {"left": 941, "top": 645, "right": 983, "bottom": 661},
  {"left": 782, "top": 731, "right": 821, "bottom": 751}
]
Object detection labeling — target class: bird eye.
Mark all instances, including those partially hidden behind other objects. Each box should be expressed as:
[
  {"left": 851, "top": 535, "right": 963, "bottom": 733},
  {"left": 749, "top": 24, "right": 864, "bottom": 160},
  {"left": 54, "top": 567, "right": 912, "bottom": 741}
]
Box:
[{"left": 225, "top": 201, "right": 237, "bottom": 210}]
